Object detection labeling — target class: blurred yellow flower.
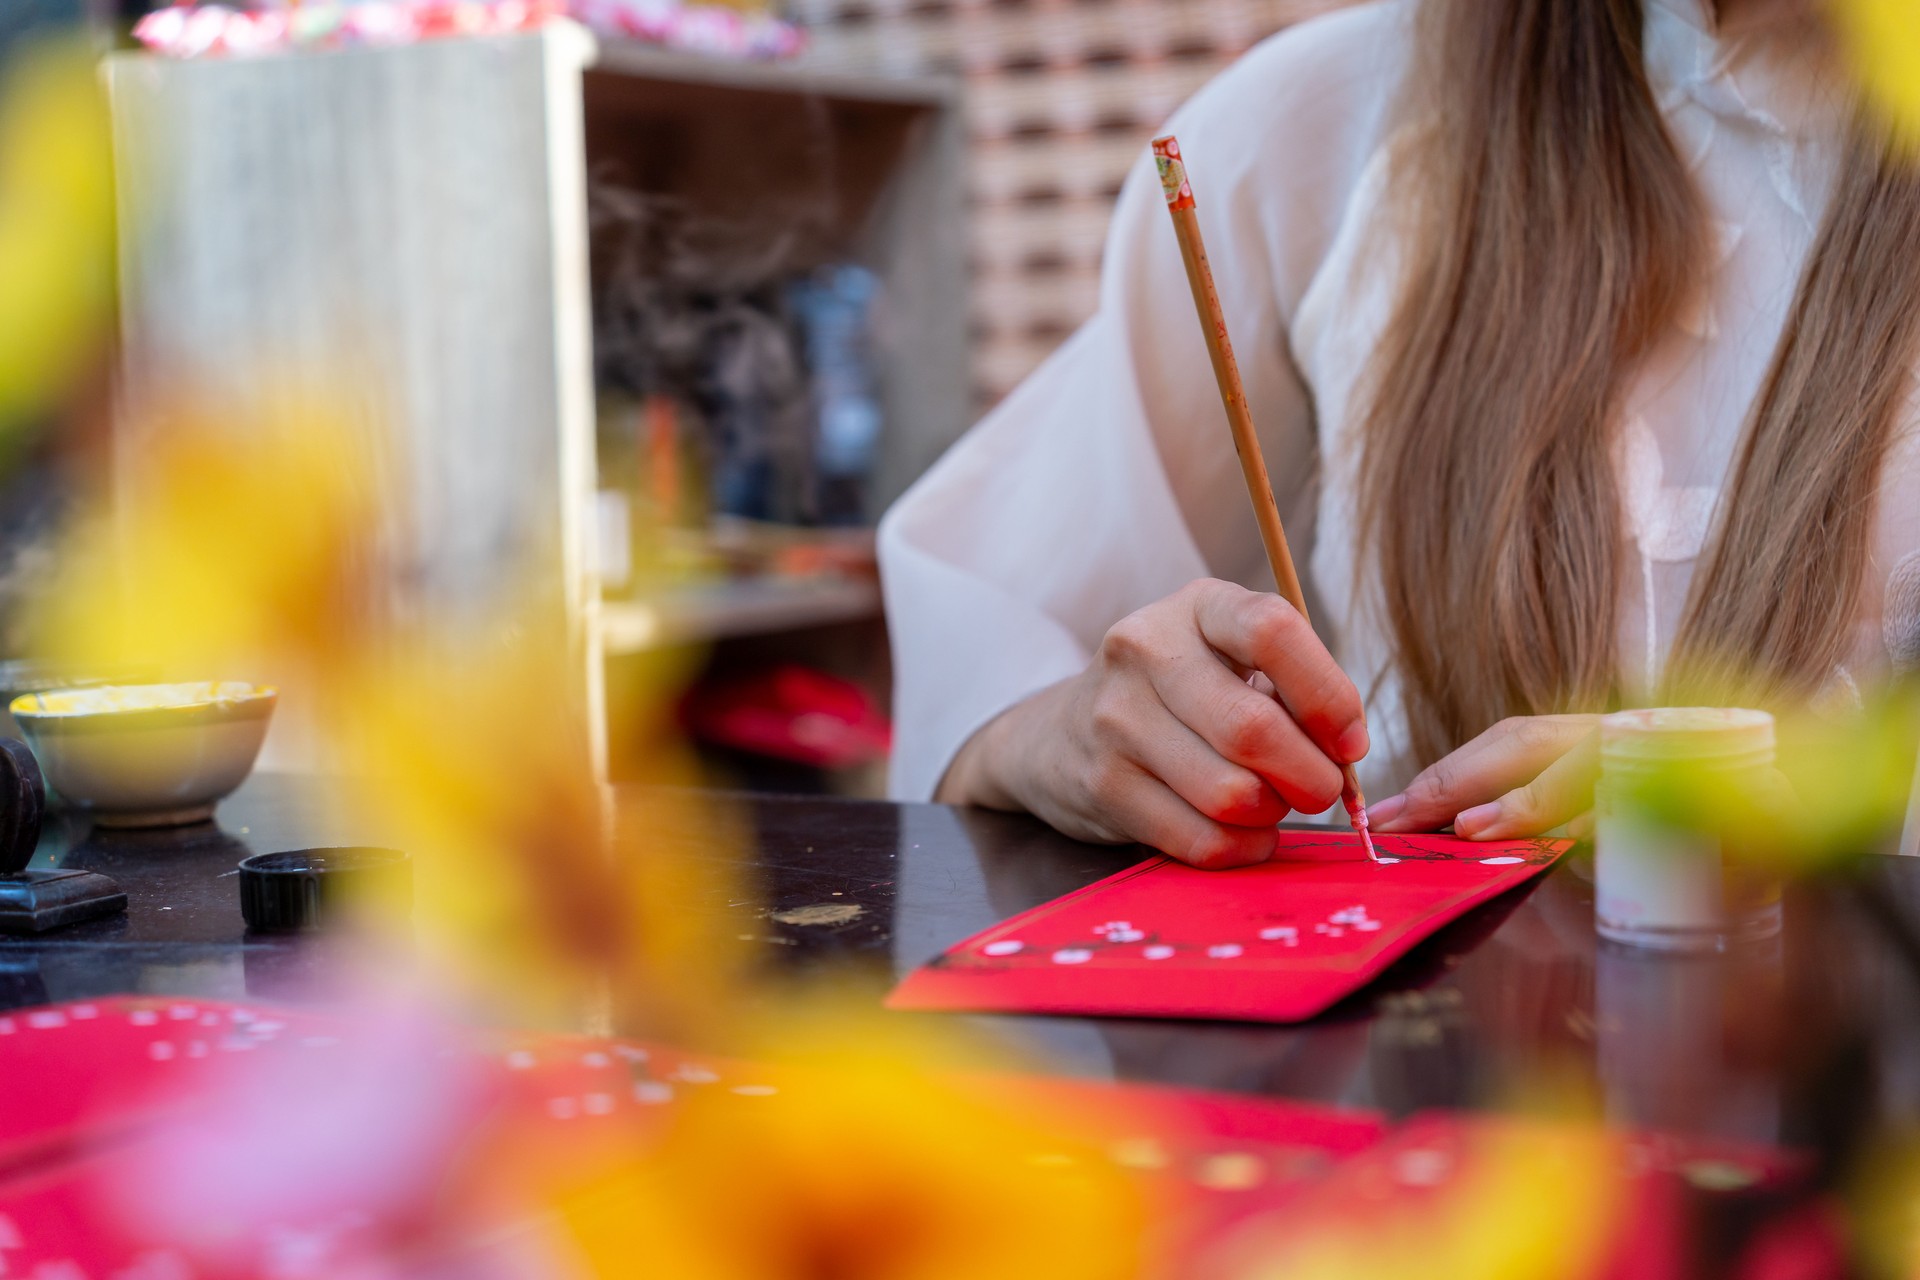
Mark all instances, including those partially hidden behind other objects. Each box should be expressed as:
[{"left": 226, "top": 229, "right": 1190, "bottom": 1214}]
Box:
[
  {"left": 35, "top": 406, "right": 381, "bottom": 681},
  {"left": 1832, "top": 0, "right": 1920, "bottom": 144},
  {"left": 532, "top": 1020, "right": 1144, "bottom": 1280},
  {"left": 1227, "top": 1123, "right": 1619, "bottom": 1280},
  {"left": 0, "top": 37, "right": 116, "bottom": 435},
  {"left": 36, "top": 409, "right": 744, "bottom": 1024},
  {"left": 335, "top": 635, "right": 753, "bottom": 1029}
]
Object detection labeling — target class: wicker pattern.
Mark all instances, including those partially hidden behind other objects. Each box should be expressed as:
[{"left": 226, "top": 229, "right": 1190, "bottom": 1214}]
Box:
[{"left": 793, "top": 0, "right": 1355, "bottom": 402}]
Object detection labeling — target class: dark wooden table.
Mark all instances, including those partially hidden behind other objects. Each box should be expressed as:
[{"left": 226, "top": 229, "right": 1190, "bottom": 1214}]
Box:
[{"left": 10, "top": 772, "right": 1919, "bottom": 1152}]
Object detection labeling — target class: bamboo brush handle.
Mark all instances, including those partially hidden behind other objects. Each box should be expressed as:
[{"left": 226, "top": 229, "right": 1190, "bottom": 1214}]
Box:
[
  {"left": 1151, "top": 135, "right": 1374, "bottom": 847},
  {"left": 1164, "top": 201, "right": 1311, "bottom": 620}
]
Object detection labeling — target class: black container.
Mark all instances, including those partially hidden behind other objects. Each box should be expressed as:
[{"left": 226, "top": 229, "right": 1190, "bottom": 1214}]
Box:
[{"left": 238, "top": 847, "right": 411, "bottom": 933}]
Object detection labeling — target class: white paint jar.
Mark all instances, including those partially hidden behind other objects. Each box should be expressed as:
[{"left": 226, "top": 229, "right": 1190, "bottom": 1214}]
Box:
[{"left": 1594, "top": 707, "right": 1782, "bottom": 952}]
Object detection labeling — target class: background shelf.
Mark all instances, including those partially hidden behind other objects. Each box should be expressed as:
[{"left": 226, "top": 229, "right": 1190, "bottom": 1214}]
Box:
[{"left": 602, "top": 576, "right": 881, "bottom": 650}]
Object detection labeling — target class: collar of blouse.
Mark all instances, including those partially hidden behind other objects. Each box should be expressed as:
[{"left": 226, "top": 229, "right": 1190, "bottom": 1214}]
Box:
[{"left": 1646, "top": 0, "right": 1849, "bottom": 182}]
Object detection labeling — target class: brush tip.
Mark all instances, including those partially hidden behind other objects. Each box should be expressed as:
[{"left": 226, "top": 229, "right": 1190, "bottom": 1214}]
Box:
[
  {"left": 1354, "top": 815, "right": 1379, "bottom": 864},
  {"left": 1342, "top": 790, "right": 1379, "bottom": 864}
]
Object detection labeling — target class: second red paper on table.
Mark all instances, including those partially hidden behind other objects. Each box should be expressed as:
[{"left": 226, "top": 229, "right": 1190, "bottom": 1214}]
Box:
[{"left": 889, "top": 830, "right": 1570, "bottom": 1023}]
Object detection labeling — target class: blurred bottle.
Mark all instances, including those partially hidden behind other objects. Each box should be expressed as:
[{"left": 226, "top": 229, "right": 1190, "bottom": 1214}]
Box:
[
  {"left": 705, "top": 309, "right": 805, "bottom": 524},
  {"left": 790, "top": 264, "right": 881, "bottom": 526}
]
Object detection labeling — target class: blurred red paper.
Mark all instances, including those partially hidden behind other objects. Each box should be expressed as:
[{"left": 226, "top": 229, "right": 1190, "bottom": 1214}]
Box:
[
  {"left": 889, "top": 830, "right": 1569, "bottom": 1023},
  {"left": 0, "top": 997, "right": 1835, "bottom": 1280},
  {"left": 0, "top": 997, "right": 1383, "bottom": 1278}
]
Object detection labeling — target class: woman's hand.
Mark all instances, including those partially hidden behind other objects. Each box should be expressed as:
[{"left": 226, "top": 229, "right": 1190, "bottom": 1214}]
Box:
[
  {"left": 937, "top": 579, "right": 1368, "bottom": 869},
  {"left": 1367, "top": 714, "right": 1600, "bottom": 839}
]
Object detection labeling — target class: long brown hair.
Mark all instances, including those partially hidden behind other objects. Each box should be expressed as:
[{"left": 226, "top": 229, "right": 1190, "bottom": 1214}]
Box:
[{"left": 1357, "top": 0, "right": 1920, "bottom": 764}]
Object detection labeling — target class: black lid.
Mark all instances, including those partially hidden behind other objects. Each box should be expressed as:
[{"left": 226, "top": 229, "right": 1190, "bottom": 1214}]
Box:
[{"left": 238, "top": 846, "right": 411, "bottom": 933}]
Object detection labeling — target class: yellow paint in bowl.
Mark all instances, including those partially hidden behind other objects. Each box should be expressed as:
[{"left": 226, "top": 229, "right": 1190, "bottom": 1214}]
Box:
[{"left": 12, "top": 681, "right": 277, "bottom": 827}]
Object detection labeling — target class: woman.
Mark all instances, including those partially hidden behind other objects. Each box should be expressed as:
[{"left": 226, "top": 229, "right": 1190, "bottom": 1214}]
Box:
[{"left": 879, "top": 0, "right": 1920, "bottom": 866}]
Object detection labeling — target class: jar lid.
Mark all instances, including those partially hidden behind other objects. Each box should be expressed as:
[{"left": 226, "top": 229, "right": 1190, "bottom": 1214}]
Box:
[
  {"left": 237, "top": 846, "right": 411, "bottom": 933},
  {"left": 1600, "top": 707, "right": 1775, "bottom": 762}
]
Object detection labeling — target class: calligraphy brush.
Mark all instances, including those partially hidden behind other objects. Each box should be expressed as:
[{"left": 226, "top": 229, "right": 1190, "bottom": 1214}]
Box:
[{"left": 1149, "top": 133, "right": 1379, "bottom": 863}]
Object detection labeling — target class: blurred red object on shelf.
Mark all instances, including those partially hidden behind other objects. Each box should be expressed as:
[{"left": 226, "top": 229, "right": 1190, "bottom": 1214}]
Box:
[{"left": 684, "top": 664, "right": 890, "bottom": 769}]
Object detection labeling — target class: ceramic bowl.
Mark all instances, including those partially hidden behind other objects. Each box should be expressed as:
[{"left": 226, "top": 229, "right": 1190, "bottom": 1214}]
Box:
[{"left": 10, "top": 681, "right": 276, "bottom": 827}]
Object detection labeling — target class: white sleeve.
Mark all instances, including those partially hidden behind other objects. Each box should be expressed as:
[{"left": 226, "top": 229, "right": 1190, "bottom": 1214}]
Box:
[{"left": 878, "top": 5, "right": 1410, "bottom": 801}]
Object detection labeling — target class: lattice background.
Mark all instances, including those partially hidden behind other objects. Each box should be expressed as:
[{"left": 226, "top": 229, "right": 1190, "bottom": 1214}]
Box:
[{"left": 791, "top": 0, "right": 1354, "bottom": 403}]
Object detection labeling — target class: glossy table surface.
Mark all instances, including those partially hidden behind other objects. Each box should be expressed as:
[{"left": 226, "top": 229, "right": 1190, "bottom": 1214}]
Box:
[{"left": 9, "top": 772, "right": 1920, "bottom": 1149}]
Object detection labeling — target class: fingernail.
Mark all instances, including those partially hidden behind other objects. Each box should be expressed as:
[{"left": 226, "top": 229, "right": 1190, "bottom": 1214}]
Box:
[
  {"left": 1366, "top": 794, "right": 1405, "bottom": 829},
  {"left": 1335, "top": 722, "right": 1370, "bottom": 763},
  {"left": 1454, "top": 802, "right": 1501, "bottom": 838}
]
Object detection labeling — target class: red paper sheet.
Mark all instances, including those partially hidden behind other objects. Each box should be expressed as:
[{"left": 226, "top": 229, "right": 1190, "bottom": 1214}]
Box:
[
  {"left": 0, "top": 998, "right": 1835, "bottom": 1279},
  {"left": 889, "top": 830, "right": 1569, "bottom": 1023}
]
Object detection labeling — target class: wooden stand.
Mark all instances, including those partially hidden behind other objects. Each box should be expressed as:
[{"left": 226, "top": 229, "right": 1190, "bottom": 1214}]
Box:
[{"left": 0, "top": 741, "right": 125, "bottom": 935}]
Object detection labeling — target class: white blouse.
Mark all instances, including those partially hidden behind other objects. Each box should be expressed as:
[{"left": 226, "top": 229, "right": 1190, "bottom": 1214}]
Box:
[{"left": 879, "top": 0, "right": 1920, "bottom": 813}]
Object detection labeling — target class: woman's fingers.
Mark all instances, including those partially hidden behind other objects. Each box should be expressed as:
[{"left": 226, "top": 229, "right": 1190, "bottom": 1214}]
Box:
[
  {"left": 1452, "top": 728, "right": 1601, "bottom": 839},
  {"left": 1003, "top": 577, "right": 1373, "bottom": 868},
  {"left": 1092, "top": 761, "right": 1279, "bottom": 869},
  {"left": 1148, "top": 658, "right": 1342, "bottom": 815},
  {"left": 1119, "top": 699, "right": 1293, "bottom": 827},
  {"left": 1370, "top": 714, "right": 1598, "bottom": 833},
  {"left": 1187, "top": 583, "right": 1368, "bottom": 764}
]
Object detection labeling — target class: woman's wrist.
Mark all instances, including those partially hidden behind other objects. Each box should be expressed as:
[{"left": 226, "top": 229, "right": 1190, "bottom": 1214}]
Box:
[{"left": 934, "top": 681, "right": 1063, "bottom": 810}]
